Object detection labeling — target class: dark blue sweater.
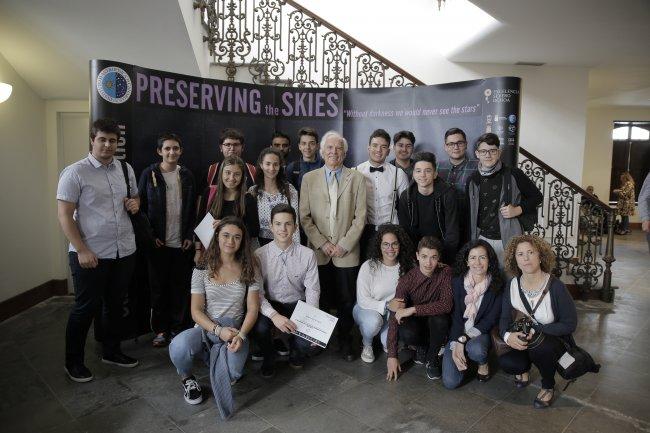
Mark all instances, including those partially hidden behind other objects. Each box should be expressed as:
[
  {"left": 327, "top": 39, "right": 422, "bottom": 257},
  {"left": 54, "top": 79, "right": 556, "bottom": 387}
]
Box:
[
  {"left": 499, "top": 276, "right": 577, "bottom": 342},
  {"left": 449, "top": 276, "right": 503, "bottom": 341}
]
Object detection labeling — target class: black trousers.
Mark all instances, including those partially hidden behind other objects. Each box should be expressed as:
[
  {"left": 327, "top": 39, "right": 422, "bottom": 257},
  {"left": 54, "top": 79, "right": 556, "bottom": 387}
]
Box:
[
  {"left": 147, "top": 246, "right": 192, "bottom": 335},
  {"left": 398, "top": 314, "right": 450, "bottom": 363},
  {"left": 252, "top": 300, "right": 310, "bottom": 364},
  {"left": 498, "top": 334, "right": 566, "bottom": 389},
  {"left": 318, "top": 261, "right": 358, "bottom": 347},
  {"left": 359, "top": 224, "right": 377, "bottom": 262},
  {"left": 65, "top": 252, "right": 136, "bottom": 365}
]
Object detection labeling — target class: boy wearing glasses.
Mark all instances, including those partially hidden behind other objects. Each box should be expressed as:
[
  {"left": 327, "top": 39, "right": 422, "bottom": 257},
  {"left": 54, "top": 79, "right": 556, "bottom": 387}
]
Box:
[
  {"left": 437, "top": 128, "right": 478, "bottom": 246},
  {"left": 205, "top": 128, "right": 257, "bottom": 190},
  {"left": 467, "top": 133, "right": 542, "bottom": 264}
]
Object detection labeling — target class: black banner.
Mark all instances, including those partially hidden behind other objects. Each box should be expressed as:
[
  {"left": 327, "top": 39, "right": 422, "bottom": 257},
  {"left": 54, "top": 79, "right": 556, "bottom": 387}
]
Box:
[{"left": 90, "top": 59, "right": 521, "bottom": 177}]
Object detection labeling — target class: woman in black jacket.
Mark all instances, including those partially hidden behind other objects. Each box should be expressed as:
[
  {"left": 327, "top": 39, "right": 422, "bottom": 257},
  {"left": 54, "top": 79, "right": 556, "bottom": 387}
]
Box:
[
  {"left": 442, "top": 239, "right": 503, "bottom": 389},
  {"left": 138, "top": 133, "right": 196, "bottom": 347},
  {"left": 498, "top": 234, "right": 577, "bottom": 408}
]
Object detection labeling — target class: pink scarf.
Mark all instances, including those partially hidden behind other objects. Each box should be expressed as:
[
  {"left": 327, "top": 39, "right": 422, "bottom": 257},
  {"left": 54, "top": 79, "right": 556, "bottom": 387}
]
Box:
[{"left": 463, "top": 273, "right": 491, "bottom": 323}]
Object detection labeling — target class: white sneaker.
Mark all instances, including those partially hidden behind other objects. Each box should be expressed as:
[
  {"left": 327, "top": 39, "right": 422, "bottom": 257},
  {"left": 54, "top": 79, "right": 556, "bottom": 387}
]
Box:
[{"left": 360, "top": 345, "right": 375, "bottom": 363}]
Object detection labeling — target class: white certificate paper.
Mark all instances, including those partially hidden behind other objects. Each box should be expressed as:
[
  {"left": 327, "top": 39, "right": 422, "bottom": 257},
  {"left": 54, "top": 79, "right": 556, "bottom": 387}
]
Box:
[
  {"left": 194, "top": 212, "right": 215, "bottom": 249},
  {"left": 290, "top": 301, "right": 338, "bottom": 348}
]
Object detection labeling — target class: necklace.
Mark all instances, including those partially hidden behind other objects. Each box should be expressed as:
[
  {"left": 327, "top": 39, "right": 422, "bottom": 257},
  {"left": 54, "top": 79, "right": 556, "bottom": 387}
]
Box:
[{"left": 521, "top": 274, "right": 548, "bottom": 299}]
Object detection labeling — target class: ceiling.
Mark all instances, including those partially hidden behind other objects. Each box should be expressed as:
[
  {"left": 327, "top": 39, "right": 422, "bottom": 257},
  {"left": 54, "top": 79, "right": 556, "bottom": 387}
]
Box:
[{"left": 1, "top": 0, "right": 648, "bottom": 105}]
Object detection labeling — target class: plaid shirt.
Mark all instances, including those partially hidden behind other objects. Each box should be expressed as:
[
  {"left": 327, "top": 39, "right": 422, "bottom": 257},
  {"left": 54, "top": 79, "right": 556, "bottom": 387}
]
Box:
[{"left": 437, "top": 158, "right": 478, "bottom": 198}]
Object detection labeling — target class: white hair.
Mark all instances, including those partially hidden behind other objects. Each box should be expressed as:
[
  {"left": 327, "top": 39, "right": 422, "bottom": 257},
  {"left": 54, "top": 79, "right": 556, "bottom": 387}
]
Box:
[{"left": 319, "top": 130, "right": 348, "bottom": 159}]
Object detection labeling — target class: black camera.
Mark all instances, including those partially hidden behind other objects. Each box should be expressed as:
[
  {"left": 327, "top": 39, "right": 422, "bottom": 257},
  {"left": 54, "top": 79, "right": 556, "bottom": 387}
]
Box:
[{"left": 508, "top": 317, "right": 545, "bottom": 348}]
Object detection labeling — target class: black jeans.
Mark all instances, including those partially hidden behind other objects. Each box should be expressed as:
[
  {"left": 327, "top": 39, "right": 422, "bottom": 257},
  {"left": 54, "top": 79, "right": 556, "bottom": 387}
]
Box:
[
  {"left": 498, "top": 334, "right": 566, "bottom": 389},
  {"left": 252, "top": 301, "right": 310, "bottom": 364},
  {"left": 318, "top": 262, "right": 358, "bottom": 347},
  {"left": 147, "top": 246, "right": 192, "bottom": 335},
  {"left": 359, "top": 224, "right": 377, "bottom": 262},
  {"left": 65, "top": 252, "right": 136, "bottom": 365},
  {"left": 398, "top": 314, "right": 450, "bottom": 363}
]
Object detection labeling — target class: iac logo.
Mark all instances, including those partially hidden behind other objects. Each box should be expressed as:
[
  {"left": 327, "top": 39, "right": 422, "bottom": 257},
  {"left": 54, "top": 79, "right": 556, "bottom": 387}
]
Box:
[{"left": 97, "top": 66, "right": 132, "bottom": 104}]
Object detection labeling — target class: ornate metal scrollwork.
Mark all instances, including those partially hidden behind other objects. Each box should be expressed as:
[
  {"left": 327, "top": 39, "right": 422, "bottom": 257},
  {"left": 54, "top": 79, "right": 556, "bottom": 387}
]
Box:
[
  {"left": 211, "top": 0, "right": 252, "bottom": 81},
  {"left": 248, "top": 0, "right": 285, "bottom": 84},
  {"left": 287, "top": 9, "right": 319, "bottom": 87},
  {"left": 321, "top": 32, "right": 352, "bottom": 88},
  {"left": 356, "top": 53, "right": 387, "bottom": 88}
]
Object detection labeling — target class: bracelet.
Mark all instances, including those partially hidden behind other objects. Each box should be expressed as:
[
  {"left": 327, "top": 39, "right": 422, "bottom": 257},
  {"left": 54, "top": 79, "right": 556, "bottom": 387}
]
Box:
[{"left": 212, "top": 324, "right": 222, "bottom": 337}]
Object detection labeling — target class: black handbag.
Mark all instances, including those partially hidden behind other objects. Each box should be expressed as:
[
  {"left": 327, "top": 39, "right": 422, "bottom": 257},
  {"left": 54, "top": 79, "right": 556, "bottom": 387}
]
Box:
[
  {"left": 120, "top": 160, "right": 156, "bottom": 252},
  {"left": 556, "top": 337, "right": 600, "bottom": 386}
]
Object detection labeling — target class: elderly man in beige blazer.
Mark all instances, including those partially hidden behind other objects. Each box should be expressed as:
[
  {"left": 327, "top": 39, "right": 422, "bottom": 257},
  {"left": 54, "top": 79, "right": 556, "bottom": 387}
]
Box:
[{"left": 300, "top": 130, "right": 367, "bottom": 361}]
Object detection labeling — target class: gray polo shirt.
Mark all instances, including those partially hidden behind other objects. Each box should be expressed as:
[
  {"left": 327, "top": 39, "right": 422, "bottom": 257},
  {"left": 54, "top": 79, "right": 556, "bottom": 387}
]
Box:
[{"left": 57, "top": 154, "right": 138, "bottom": 259}]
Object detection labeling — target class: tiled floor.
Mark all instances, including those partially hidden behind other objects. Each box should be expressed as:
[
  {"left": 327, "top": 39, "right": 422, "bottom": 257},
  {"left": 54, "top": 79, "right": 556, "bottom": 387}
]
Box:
[{"left": 1, "top": 231, "right": 649, "bottom": 433}]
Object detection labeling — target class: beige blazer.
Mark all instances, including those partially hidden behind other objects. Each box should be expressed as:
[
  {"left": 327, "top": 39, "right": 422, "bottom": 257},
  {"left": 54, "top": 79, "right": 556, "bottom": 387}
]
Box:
[{"left": 299, "top": 166, "right": 367, "bottom": 267}]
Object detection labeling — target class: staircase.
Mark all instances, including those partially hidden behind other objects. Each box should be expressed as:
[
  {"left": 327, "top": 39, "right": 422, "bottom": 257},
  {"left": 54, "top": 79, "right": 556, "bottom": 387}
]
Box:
[{"left": 192, "top": 0, "right": 616, "bottom": 301}]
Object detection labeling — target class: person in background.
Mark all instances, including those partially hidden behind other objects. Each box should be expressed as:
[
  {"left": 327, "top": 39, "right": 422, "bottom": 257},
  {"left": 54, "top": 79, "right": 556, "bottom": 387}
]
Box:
[
  {"left": 249, "top": 148, "right": 299, "bottom": 246},
  {"left": 286, "top": 127, "right": 324, "bottom": 191},
  {"left": 270, "top": 131, "right": 291, "bottom": 162},
  {"left": 138, "top": 133, "right": 196, "bottom": 347},
  {"left": 614, "top": 171, "right": 635, "bottom": 235},
  {"left": 437, "top": 127, "right": 478, "bottom": 247},
  {"left": 389, "top": 130, "right": 416, "bottom": 181},
  {"left": 169, "top": 217, "right": 260, "bottom": 419}
]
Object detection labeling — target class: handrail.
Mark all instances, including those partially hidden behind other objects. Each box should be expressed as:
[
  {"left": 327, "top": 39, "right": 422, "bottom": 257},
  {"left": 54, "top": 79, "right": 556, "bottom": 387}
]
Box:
[
  {"left": 518, "top": 147, "right": 612, "bottom": 212},
  {"left": 283, "top": 0, "right": 425, "bottom": 86}
]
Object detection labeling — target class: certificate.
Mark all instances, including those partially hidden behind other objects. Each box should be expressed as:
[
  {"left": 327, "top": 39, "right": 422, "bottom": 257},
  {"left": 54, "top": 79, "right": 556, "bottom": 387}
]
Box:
[
  {"left": 290, "top": 301, "right": 338, "bottom": 348},
  {"left": 194, "top": 212, "right": 215, "bottom": 249}
]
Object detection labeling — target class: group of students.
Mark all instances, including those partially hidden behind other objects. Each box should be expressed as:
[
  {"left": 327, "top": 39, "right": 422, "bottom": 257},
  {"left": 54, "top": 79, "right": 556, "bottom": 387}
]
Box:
[{"left": 57, "top": 118, "right": 573, "bottom": 422}]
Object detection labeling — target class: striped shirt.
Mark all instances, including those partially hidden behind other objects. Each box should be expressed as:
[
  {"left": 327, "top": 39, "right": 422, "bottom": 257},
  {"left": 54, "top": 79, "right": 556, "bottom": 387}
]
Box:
[
  {"left": 191, "top": 268, "right": 261, "bottom": 326},
  {"left": 387, "top": 265, "right": 453, "bottom": 358}
]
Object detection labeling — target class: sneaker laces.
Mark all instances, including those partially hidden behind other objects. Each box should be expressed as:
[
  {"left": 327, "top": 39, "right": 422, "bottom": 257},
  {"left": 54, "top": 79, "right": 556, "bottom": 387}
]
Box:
[{"left": 184, "top": 378, "right": 199, "bottom": 392}]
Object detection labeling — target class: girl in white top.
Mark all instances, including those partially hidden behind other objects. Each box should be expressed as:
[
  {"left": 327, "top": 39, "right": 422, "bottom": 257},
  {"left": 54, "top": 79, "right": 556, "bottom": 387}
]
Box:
[
  {"left": 353, "top": 224, "right": 415, "bottom": 363},
  {"left": 249, "top": 148, "right": 300, "bottom": 245}
]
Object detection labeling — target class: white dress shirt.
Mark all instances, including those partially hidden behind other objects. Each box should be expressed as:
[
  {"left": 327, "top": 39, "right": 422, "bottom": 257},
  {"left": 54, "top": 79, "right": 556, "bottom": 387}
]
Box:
[
  {"left": 356, "top": 161, "right": 409, "bottom": 226},
  {"left": 255, "top": 240, "right": 321, "bottom": 318}
]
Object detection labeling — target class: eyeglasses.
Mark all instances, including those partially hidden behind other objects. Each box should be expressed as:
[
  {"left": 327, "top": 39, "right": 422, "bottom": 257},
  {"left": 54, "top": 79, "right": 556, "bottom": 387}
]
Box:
[
  {"left": 222, "top": 143, "right": 242, "bottom": 148},
  {"left": 445, "top": 141, "right": 466, "bottom": 148},
  {"left": 476, "top": 149, "right": 499, "bottom": 156},
  {"left": 381, "top": 242, "right": 400, "bottom": 249}
]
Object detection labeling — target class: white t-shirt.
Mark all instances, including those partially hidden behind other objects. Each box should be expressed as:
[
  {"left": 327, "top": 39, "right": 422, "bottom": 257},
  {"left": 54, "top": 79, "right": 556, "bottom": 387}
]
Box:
[
  {"left": 162, "top": 168, "right": 182, "bottom": 248},
  {"left": 356, "top": 260, "right": 400, "bottom": 314}
]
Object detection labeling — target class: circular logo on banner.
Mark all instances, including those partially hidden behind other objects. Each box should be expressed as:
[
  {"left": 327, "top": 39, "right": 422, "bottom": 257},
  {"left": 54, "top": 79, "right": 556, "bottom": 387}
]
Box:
[
  {"left": 96, "top": 67, "right": 132, "bottom": 104},
  {"left": 508, "top": 114, "right": 517, "bottom": 123}
]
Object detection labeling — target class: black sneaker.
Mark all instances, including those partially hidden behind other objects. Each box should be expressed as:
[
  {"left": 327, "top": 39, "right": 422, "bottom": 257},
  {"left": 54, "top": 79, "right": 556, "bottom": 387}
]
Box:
[
  {"left": 64, "top": 363, "right": 94, "bottom": 383},
  {"left": 426, "top": 360, "right": 442, "bottom": 380},
  {"left": 414, "top": 346, "right": 426, "bottom": 365},
  {"left": 260, "top": 361, "right": 275, "bottom": 378},
  {"left": 250, "top": 350, "right": 264, "bottom": 362},
  {"left": 274, "top": 339, "right": 290, "bottom": 356},
  {"left": 182, "top": 376, "right": 203, "bottom": 405},
  {"left": 102, "top": 352, "right": 139, "bottom": 368},
  {"left": 289, "top": 355, "right": 305, "bottom": 369}
]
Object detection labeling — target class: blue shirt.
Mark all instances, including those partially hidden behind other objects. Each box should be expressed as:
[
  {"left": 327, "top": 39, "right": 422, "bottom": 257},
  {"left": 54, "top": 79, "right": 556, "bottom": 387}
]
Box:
[
  {"left": 324, "top": 166, "right": 342, "bottom": 184},
  {"left": 57, "top": 154, "right": 138, "bottom": 259}
]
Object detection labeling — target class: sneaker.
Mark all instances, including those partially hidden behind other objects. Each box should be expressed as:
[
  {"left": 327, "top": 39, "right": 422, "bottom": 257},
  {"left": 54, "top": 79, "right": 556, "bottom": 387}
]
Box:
[
  {"left": 250, "top": 350, "right": 264, "bottom": 362},
  {"left": 64, "top": 363, "right": 94, "bottom": 383},
  {"left": 414, "top": 346, "right": 426, "bottom": 365},
  {"left": 426, "top": 360, "right": 442, "bottom": 380},
  {"left": 152, "top": 333, "right": 168, "bottom": 348},
  {"left": 274, "top": 339, "right": 290, "bottom": 356},
  {"left": 260, "top": 361, "right": 275, "bottom": 378},
  {"left": 289, "top": 356, "right": 305, "bottom": 369},
  {"left": 182, "top": 376, "right": 203, "bottom": 405},
  {"left": 360, "top": 345, "right": 375, "bottom": 363},
  {"left": 101, "top": 353, "right": 139, "bottom": 368}
]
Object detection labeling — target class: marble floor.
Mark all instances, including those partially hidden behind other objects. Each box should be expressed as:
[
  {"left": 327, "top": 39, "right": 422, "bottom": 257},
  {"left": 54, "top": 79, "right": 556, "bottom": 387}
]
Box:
[{"left": 1, "top": 231, "right": 649, "bottom": 433}]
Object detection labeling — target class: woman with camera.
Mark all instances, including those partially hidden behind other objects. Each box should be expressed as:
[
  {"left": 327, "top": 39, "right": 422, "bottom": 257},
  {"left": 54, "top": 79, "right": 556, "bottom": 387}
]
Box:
[
  {"left": 442, "top": 239, "right": 503, "bottom": 389},
  {"left": 498, "top": 234, "right": 577, "bottom": 408}
]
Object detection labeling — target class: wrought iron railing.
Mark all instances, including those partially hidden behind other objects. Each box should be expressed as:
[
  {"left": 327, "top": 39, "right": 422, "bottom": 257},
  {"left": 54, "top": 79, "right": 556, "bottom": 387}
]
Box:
[
  {"left": 518, "top": 148, "right": 616, "bottom": 302},
  {"left": 194, "top": 0, "right": 424, "bottom": 87}
]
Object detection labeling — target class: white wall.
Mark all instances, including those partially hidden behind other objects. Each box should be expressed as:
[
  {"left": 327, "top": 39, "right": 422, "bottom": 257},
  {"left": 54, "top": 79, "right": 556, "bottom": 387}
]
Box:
[
  {"left": 584, "top": 106, "right": 650, "bottom": 223},
  {"left": 0, "top": 52, "right": 49, "bottom": 302}
]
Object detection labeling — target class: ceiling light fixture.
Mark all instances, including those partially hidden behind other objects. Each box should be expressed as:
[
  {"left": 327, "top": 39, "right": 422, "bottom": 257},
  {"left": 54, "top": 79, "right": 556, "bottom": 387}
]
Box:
[{"left": 0, "top": 82, "right": 13, "bottom": 103}]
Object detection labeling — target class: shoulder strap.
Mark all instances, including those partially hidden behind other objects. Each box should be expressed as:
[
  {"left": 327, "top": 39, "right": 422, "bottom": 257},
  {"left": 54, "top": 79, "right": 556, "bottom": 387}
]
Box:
[
  {"left": 390, "top": 165, "right": 399, "bottom": 222},
  {"left": 517, "top": 275, "right": 550, "bottom": 317},
  {"left": 119, "top": 160, "right": 132, "bottom": 198},
  {"left": 207, "top": 162, "right": 219, "bottom": 186}
]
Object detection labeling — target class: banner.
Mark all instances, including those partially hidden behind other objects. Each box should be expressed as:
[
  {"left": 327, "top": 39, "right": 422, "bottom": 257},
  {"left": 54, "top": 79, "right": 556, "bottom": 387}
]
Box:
[{"left": 90, "top": 59, "right": 521, "bottom": 178}]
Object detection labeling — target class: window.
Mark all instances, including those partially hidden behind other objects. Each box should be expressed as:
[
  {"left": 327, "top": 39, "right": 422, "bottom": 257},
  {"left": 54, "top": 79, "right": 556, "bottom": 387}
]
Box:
[{"left": 610, "top": 121, "right": 650, "bottom": 202}]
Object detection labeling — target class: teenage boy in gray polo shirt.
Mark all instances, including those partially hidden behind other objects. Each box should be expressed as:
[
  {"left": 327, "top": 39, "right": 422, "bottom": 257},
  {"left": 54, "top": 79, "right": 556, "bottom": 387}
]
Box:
[{"left": 57, "top": 118, "right": 140, "bottom": 382}]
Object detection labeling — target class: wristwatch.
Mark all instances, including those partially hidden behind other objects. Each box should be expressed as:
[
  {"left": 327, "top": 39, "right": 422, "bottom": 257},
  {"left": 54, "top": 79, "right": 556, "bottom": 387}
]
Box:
[{"left": 457, "top": 335, "right": 468, "bottom": 344}]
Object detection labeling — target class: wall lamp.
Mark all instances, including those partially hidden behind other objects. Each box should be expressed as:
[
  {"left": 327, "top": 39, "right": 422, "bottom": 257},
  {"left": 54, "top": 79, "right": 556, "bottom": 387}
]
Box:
[{"left": 0, "top": 82, "right": 13, "bottom": 103}]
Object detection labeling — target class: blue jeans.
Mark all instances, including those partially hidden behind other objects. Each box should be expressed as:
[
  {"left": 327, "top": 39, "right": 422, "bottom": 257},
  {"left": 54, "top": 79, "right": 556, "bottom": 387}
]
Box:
[
  {"left": 353, "top": 304, "right": 388, "bottom": 348},
  {"left": 442, "top": 333, "right": 490, "bottom": 389},
  {"left": 169, "top": 326, "right": 249, "bottom": 380}
]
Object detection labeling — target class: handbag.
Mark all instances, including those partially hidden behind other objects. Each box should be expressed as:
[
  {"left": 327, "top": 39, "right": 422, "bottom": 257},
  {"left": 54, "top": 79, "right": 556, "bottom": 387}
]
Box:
[
  {"left": 509, "top": 276, "right": 549, "bottom": 350},
  {"left": 120, "top": 160, "right": 156, "bottom": 252},
  {"left": 556, "top": 337, "right": 600, "bottom": 387}
]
